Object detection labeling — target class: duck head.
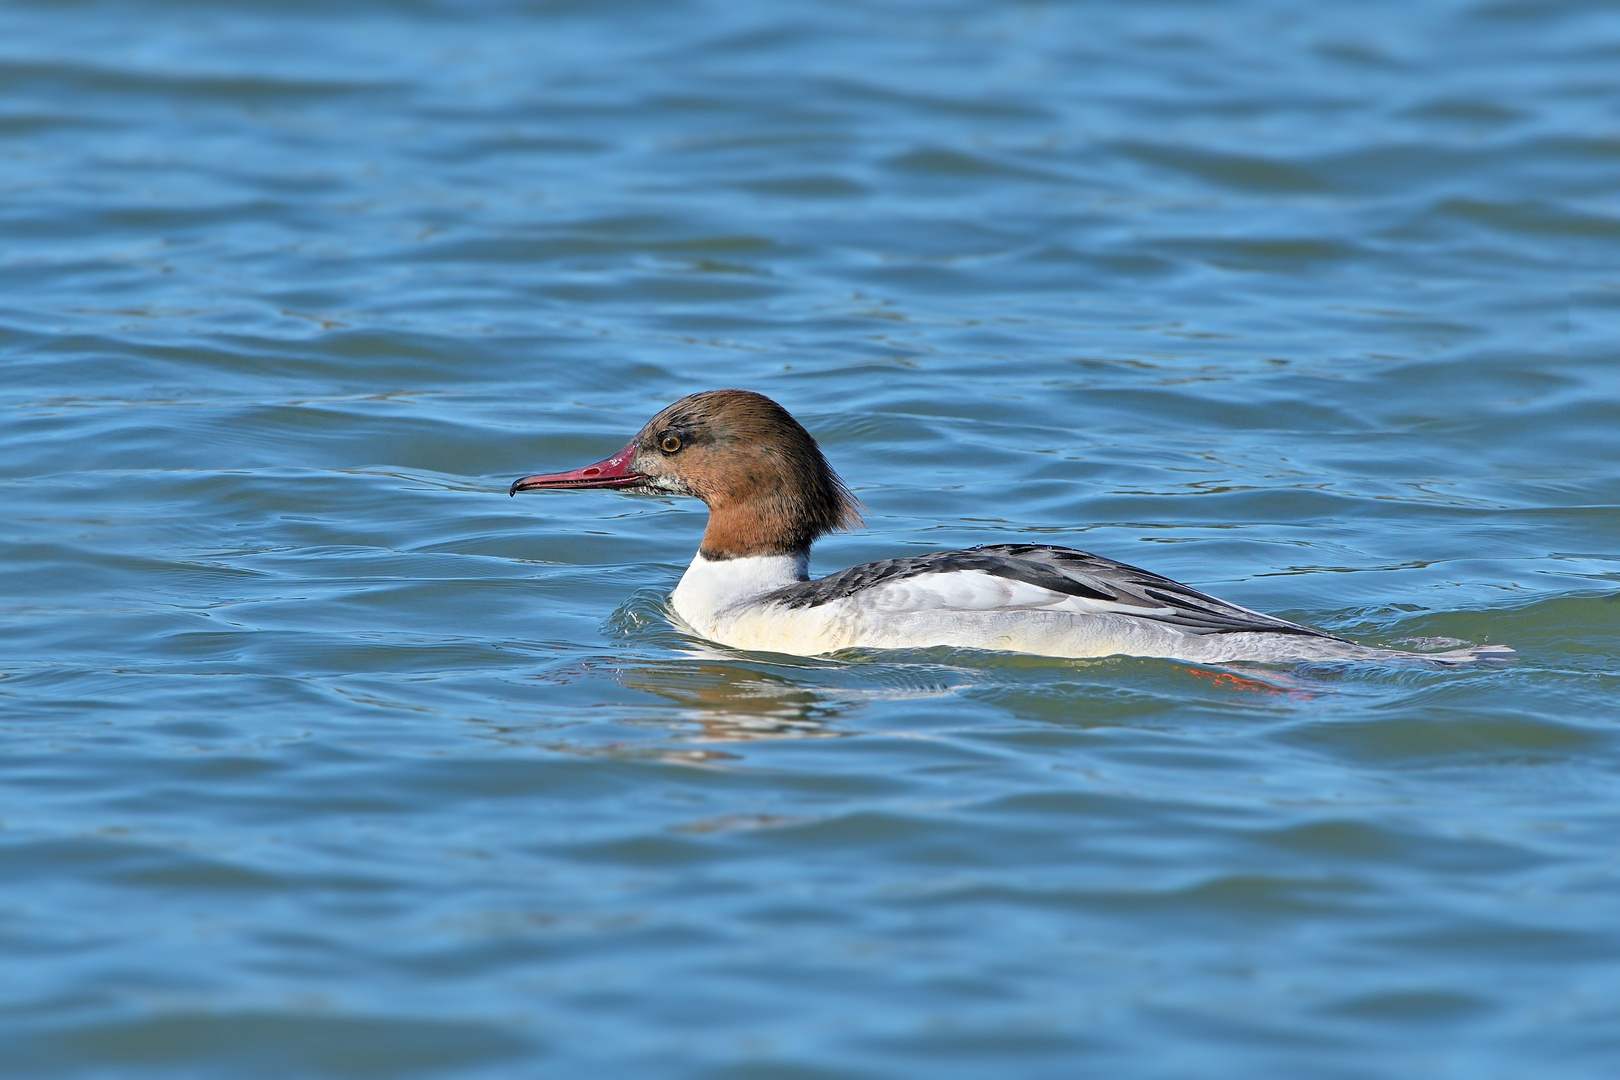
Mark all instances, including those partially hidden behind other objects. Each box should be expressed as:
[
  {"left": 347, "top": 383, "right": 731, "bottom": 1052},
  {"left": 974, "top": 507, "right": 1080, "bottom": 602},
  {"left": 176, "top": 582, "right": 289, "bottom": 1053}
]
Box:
[{"left": 511, "top": 389, "right": 862, "bottom": 559}]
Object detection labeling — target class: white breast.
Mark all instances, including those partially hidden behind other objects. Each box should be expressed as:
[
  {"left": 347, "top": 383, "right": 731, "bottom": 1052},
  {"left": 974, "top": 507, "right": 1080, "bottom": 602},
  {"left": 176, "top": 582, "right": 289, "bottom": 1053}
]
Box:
[{"left": 670, "top": 551, "right": 808, "bottom": 643}]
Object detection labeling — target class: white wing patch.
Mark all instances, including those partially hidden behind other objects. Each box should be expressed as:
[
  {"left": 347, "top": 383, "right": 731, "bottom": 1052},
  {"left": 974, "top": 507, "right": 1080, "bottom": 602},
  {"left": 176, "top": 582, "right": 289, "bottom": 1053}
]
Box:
[{"left": 849, "top": 570, "right": 1124, "bottom": 616}]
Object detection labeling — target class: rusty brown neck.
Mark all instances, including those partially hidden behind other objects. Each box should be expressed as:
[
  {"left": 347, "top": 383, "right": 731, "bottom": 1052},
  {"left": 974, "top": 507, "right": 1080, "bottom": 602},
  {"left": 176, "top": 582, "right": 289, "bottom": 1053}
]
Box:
[{"left": 698, "top": 497, "right": 812, "bottom": 561}]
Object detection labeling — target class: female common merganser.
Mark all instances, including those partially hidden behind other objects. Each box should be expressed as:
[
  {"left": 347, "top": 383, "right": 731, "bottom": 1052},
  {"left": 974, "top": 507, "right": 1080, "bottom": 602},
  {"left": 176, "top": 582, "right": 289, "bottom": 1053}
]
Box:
[{"left": 511, "top": 390, "right": 1511, "bottom": 666}]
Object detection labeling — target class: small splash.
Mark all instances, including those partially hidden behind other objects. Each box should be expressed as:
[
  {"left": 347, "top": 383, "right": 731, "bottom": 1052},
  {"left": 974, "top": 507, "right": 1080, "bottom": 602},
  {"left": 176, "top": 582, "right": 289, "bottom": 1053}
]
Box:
[
  {"left": 1390, "top": 636, "right": 1470, "bottom": 651},
  {"left": 603, "top": 587, "right": 695, "bottom": 650}
]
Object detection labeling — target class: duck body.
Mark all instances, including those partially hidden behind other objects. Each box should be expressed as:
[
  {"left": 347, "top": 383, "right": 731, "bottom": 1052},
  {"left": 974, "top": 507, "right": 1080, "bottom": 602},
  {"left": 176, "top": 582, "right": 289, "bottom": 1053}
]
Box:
[
  {"left": 513, "top": 390, "right": 1510, "bottom": 667},
  {"left": 669, "top": 546, "right": 1503, "bottom": 665}
]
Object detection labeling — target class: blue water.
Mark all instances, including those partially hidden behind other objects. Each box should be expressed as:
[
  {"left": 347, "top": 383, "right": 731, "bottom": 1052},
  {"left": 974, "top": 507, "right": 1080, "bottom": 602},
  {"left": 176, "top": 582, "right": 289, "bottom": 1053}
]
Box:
[{"left": 3, "top": 1, "right": 1618, "bottom": 1076}]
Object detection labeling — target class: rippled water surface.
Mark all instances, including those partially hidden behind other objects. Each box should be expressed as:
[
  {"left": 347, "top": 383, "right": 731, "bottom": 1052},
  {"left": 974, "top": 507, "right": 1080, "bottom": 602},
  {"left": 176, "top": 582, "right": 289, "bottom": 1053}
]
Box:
[{"left": 4, "top": 1, "right": 1619, "bottom": 1076}]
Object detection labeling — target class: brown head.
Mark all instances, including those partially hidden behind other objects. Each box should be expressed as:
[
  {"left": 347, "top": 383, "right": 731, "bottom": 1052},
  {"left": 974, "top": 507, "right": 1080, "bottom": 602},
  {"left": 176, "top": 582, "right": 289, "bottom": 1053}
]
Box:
[{"left": 510, "top": 389, "right": 863, "bottom": 559}]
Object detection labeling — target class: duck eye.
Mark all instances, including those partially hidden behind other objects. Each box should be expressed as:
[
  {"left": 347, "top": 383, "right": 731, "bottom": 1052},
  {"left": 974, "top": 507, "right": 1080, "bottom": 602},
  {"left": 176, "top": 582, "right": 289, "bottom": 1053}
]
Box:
[{"left": 660, "top": 434, "right": 682, "bottom": 454}]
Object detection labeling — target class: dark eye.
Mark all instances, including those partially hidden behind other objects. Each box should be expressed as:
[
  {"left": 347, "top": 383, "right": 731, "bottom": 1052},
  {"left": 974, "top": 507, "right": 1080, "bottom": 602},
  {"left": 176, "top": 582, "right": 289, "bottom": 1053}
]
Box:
[{"left": 660, "top": 433, "right": 682, "bottom": 454}]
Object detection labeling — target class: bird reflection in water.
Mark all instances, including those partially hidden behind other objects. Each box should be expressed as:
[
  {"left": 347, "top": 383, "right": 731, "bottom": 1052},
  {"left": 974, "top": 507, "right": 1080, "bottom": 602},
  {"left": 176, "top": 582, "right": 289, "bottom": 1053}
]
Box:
[
  {"left": 614, "top": 660, "right": 850, "bottom": 743},
  {"left": 532, "top": 641, "right": 966, "bottom": 753}
]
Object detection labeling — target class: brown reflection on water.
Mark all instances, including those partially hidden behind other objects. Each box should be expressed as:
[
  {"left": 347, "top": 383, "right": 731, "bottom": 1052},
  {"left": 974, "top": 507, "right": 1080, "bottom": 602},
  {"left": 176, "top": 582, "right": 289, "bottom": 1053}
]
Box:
[{"left": 616, "top": 661, "right": 849, "bottom": 743}]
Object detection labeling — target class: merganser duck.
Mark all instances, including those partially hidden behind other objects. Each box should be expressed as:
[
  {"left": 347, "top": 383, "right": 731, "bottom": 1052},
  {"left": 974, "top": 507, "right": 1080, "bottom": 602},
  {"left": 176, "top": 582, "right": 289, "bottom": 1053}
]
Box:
[{"left": 510, "top": 390, "right": 1511, "bottom": 666}]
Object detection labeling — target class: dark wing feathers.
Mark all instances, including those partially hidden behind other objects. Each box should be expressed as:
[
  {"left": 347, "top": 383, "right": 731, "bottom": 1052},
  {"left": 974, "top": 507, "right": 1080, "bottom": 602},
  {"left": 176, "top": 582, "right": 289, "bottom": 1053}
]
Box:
[{"left": 766, "top": 543, "right": 1335, "bottom": 639}]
